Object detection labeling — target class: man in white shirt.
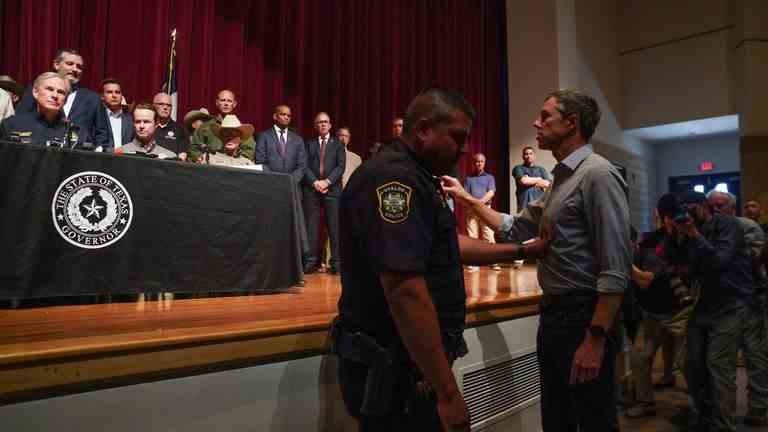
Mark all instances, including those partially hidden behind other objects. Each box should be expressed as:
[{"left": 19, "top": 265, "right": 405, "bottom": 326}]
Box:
[{"left": 100, "top": 78, "right": 133, "bottom": 151}]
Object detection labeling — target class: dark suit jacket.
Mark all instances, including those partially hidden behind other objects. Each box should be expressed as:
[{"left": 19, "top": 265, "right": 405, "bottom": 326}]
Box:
[
  {"left": 303, "top": 136, "right": 346, "bottom": 197},
  {"left": 254, "top": 127, "right": 306, "bottom": 185},
  {"left": 103, "top": 108, "right": 134, "bottom": 151},
  {"left": 18, "top": 84, "right": 109, "bottom": 149}
]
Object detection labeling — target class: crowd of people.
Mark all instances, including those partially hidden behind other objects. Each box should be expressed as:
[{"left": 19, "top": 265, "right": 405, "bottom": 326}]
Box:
[
  {"left": 0, "top": 48, "right": 406, "bottom": 275},
  {"left": 3, "top": 48, "right": 767, "bottom": 432}
]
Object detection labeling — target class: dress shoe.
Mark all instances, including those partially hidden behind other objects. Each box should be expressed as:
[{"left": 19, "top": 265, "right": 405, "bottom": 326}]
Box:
[{"left": 329, "top": 266, "right": 340, "bottom": 275}]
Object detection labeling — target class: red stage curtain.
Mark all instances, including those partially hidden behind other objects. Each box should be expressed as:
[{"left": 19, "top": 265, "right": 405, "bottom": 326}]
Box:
[{"left": 1, "top": 0, "right": 510, "bottom": 215}]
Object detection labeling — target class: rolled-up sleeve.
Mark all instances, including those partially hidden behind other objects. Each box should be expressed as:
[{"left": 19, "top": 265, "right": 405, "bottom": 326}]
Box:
[{"left": 585, "top": 168, "right": 631, "bottom": 294}]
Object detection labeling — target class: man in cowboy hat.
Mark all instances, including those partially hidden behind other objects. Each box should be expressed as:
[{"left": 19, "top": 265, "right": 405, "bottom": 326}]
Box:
[
  {"left": 0, "top": 88, "right": 13, "bottom": 121},
  {"left": 153, "top": 92, "right": 190, "bottom": 161},
  {"left": 188, "top": 90, "right": 256, "bottom": 162},
  {"left": 183, "top": 108, "right": 212, "bottom": 134},
  {"left": 17, "top": 49, "right": 109, "bottom": 150},
  {"left": 207, "top": 114, "right": 255, "bottom": 168},
  {"left": 0, "top": 75, "right": 25, "bottom": 106}
]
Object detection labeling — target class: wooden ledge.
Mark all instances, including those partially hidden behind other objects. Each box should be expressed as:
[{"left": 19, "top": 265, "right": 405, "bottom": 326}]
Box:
[{"left": 0, "top": 266, "right": 542, "bottom": 404}]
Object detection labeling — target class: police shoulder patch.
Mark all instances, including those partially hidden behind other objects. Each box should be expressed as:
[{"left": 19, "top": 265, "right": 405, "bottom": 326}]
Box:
[{"left": 376, "top": 181, "right": 412, "bottom": 224}]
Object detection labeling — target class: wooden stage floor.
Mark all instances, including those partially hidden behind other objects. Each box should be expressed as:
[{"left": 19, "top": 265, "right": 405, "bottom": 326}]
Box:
[{"left": 0, "top": 265, "right": 542, "bottom": 403}]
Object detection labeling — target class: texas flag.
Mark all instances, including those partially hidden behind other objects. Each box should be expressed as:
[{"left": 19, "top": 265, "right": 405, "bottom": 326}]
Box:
[{"left": 162, "top": 28, "right": 178, "bottom": 121}]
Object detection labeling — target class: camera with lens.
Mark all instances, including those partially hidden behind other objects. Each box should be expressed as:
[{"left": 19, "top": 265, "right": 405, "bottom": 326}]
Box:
[{"left": 672, "top": 202, "right": 697, "bottom": 224}]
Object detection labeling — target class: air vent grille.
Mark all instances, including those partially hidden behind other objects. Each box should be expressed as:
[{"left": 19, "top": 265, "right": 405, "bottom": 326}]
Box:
[{"left": 461, "top": 351, "right": 540, "bottom": 428}]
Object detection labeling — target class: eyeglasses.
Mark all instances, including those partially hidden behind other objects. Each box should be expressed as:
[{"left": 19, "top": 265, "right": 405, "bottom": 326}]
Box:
[{"left": 154, "top": 103, "right": 172, "bottom": 107}]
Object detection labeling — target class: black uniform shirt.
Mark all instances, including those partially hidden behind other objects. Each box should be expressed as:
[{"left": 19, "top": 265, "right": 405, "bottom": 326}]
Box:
[
  {"left": 0, "top": 111, "right": 88, "bottom": 148},
  {"left": 154, "top": 119, "right": 190, "bottom": 155},
  {"left": 338, "top": 141, "right": 466, "bottom": 344}
]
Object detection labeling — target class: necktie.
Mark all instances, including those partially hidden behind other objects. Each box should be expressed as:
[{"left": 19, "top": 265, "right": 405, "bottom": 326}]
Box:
[
  {"left": 319, "top": 137, "right": 327, "bottom": 177},
  {"left": 279, "top": 129, "right": 287, "bottom": 156}
]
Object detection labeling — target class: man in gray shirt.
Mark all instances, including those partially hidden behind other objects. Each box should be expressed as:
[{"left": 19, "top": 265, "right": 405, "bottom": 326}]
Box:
[
  {"left": 443, "top": 89, "right": 631, "bottom": 431},
  {"left": 121, "top": 103, "right": 176, "bottom": 159}
]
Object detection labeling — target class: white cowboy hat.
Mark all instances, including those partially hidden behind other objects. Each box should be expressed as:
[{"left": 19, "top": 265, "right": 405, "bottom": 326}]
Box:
[{"left": 213, "top": 114, "right": 254, "bottom": 141}]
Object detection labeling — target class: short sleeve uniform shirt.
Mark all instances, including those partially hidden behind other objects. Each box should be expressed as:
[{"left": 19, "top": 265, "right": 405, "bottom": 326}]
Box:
[{"left": 338, "top": 142, "right": 466, "bottom": 344}]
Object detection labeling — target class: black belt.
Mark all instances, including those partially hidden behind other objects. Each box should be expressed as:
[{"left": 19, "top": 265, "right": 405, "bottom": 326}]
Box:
[{"left": 540, "top": 291, "right": 596, "bottom": 309}]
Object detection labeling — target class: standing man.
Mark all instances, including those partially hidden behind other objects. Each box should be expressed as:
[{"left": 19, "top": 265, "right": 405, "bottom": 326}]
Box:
[
  {"left": 337, "top": 126, "right": 362, "bottom": 188},
  {"left": 1, "top": 72, "right": 86, "bottom": 148},
  {"left": 668, "top": 191, "right": 764, "bottom": 431},
  {"left": 302, "top": 112, "right": 345, "bottom": 274},
  {"left": 100, "top": 78, "right": 133, "bottom": 151},
  {"left": 391, "top": 117, "right": 404, "bottom": 139},
  {"left": 444, "top": 89, "right": 631, "bottom": 431},
  {"left": 706, "top": 191, "right": 768, "bottom": 427},
  {"left": 335, "top": 89, "right": 473, "bottom": 431},
  {"left": 745, "top": 200, "right": 768, "bottom": 234},
  {"left": 153, "top": 92, "right": 190, "bottom": 161},
  {"left": 512, "top": 146, "right": 551, "bottom": 212},
  {"left": 17, "top": 49, "right": 108, "bottom": 150},
  {"left": 464, "top": 153, "right": 500, "bottom": 271},
  {"left": 189, "top": 90, "right": 255, "bottom": 162},
  {"left": 121, "top": 103, "right": 176, "bottom": 159},
  {"left": 254, "top": 104, "right": 306, "bottom": 186}
]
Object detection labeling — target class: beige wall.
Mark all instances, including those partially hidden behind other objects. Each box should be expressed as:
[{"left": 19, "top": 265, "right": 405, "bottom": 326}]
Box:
[
  {"left": 619, "top": 0, "right": 735, "bottom": 129},
  {"left": 505, "top": 0, "right": 656, "bottom": 230},
  {"left": 621, "top": 31, "right": 733, "bottom": 129},
  {"left": 619, "top": 0, "right": 729, "bottom": 52},
  {"left": 560, "top": 0, "right": 655, "bottom": 230},
  {"left": 506, "top": 0, "right": 560, "bottom": 211}
]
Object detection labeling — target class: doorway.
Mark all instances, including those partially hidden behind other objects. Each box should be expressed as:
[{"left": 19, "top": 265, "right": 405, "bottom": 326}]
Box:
[{"left": 668, "top": 171, "right": 741, "bottom": 214}]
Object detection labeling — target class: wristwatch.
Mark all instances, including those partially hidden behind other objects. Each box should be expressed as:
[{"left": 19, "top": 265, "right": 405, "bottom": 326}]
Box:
[
  {"left": 517, "top": 244, "right": 526, "bottom": 261},
  {"left": 587, "top": 325, "right": 608, "bottom": 339}
]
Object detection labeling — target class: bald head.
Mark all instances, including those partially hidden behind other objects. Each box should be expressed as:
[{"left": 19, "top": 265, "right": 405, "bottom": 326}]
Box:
[{"left": 215, "top": 90, "right": 237, "bottom": 115}]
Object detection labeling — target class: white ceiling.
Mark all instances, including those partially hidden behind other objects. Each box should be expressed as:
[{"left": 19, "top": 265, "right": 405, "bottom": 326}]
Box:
[{"left": 625, "top": 114, "right": 739, "bottom": 143}]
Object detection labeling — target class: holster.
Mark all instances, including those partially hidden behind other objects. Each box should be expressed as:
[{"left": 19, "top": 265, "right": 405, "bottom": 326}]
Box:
[{"left": 331, "top": 321, "right": 400, "bottom": 416}]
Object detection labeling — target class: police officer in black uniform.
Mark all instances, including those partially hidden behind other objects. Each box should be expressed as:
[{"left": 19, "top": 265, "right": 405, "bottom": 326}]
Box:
[
  {"left": 0, "top": 72, "right": 88, "bottom": 148},
  {"left": 334, "top": 88, "right": 544, "bottom": 431}
]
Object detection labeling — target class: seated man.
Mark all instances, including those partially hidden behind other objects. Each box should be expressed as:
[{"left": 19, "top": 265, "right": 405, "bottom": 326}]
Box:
[
  {"left": 121, "top": 103, "right": 176, "bottom": 159},
  {"left": 208, "top": 115, "right": 256, "bottom": 168},
  {"left": 0, "top": 72, "right": 88, "bottom": 148}
]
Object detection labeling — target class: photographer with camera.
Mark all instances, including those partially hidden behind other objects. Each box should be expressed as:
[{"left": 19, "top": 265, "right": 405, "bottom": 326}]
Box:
[
  {"left": 706, "top": 190, "right": 768, "bottom": 426},
  {"left": 626, "top": 193, "right": 695, "bottom": 419},
  {"left": 667, "top": 191, "right": 765, "bottom": 431}
]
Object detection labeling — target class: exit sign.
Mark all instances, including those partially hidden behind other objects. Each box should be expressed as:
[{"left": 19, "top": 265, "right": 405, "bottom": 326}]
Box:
[{"left": 699, "top": 161, "right": 714, "bottom": 171}]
